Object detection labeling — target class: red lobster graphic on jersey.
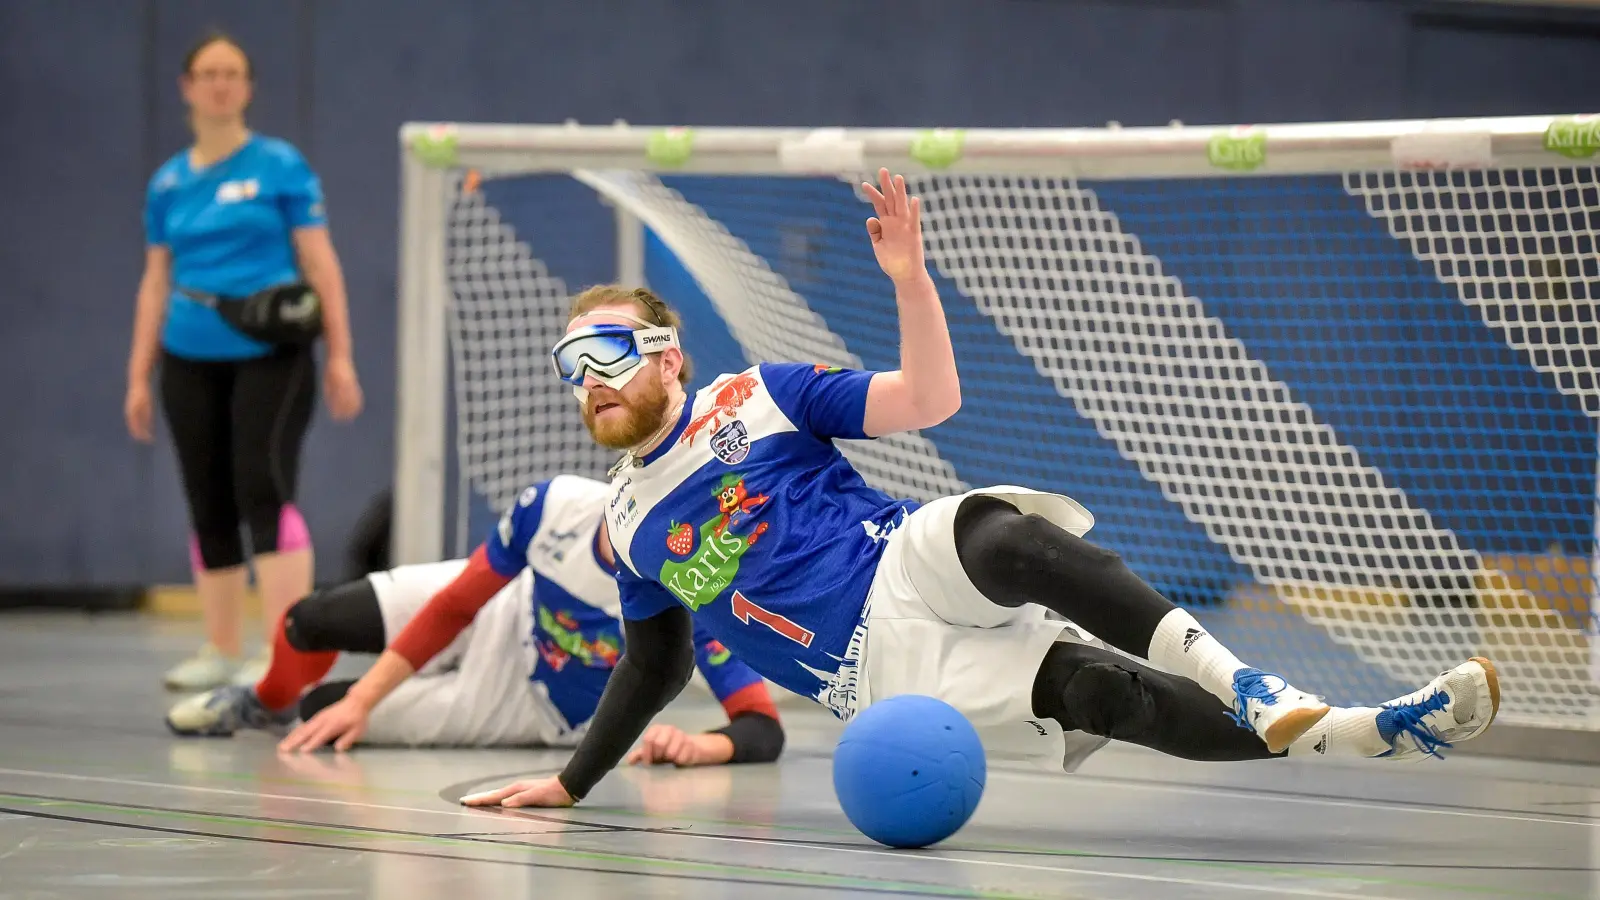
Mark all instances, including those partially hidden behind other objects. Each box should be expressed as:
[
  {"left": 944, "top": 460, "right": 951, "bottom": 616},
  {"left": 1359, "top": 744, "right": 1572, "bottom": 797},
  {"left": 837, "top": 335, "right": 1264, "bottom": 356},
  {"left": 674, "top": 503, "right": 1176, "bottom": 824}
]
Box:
[{"left": 681, "top": 372, "right": 759, "bottom": 445}]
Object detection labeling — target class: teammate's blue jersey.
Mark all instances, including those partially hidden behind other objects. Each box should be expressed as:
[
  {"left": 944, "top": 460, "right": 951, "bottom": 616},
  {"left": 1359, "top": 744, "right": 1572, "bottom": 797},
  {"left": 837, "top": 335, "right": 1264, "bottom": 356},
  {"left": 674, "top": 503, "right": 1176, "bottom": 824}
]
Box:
[
  {"left": 144, "top": 135, "right": 327, "bottom": 360},
  {"left": 607, "top": 363, "right": 915, "bottom": 710},
  {"left": 482, "top": 475, "right": 764, "bottom": 727}
]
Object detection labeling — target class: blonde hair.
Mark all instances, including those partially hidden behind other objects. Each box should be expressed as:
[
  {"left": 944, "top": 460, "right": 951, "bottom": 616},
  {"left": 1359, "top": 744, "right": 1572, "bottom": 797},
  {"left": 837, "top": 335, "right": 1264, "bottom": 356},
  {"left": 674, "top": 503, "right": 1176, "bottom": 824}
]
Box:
[{"left": 567, "top": 285, "right": 692, "bottom": 385}]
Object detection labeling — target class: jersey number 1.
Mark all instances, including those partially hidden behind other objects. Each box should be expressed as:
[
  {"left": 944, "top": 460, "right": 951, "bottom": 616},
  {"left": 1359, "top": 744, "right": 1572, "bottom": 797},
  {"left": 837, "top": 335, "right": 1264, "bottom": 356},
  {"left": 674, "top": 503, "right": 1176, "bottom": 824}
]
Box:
[{"left": 731, "top": 591, "right": 814, "bottom": 648}]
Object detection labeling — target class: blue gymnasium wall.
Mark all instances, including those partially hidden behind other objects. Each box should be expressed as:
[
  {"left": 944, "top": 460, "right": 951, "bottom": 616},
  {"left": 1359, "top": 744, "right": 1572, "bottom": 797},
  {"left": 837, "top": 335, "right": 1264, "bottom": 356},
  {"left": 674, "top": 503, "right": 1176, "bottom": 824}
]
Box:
[{"left": 1, "top": 0, "right": 1599, "bottom": 587}]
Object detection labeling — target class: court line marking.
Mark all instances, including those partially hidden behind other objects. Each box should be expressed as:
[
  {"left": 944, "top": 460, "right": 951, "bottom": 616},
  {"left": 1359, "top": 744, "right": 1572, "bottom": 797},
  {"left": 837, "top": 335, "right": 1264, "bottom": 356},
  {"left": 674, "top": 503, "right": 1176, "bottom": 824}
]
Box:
[
  {"left": 982, "top": 766, "right": 1600, "bottom": 829},
  {"left": 0, "top": 789, "right": 1410, "bottom": 900},
  {"left": 0, "top": 770, "right": 1530, "bottom": 900},
  {"left": 0, "top": 801, "right": 1015, "bottom": 900}
]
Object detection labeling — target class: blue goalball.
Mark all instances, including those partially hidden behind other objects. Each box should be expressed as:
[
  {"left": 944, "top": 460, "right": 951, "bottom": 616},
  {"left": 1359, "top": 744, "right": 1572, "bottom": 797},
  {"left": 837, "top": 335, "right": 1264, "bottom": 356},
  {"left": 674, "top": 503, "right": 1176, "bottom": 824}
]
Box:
[{"left": 831, "top": 694, "right": 986, "bottom": 849}]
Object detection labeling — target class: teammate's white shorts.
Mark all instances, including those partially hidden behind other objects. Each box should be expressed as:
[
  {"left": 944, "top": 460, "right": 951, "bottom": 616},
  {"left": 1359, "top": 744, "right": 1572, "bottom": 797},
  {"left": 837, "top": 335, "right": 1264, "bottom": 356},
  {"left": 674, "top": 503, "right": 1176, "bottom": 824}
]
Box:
[
  {"left": 855, "top": 486, "right": 1112, "bottom": 772},
  {"left": 359, "top": 560, "right": 572, "bottom": 747}
]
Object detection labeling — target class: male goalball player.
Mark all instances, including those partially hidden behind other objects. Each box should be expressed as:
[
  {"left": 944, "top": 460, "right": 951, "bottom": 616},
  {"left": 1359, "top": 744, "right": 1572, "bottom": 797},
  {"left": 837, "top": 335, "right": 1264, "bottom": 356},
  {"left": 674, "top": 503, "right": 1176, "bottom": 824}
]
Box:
[
  {"left": 166, "top": 473, "right": 785, "bottom": 768},
  {"left": 464, "top": 168, "right": 1500, "bottom": 809}
]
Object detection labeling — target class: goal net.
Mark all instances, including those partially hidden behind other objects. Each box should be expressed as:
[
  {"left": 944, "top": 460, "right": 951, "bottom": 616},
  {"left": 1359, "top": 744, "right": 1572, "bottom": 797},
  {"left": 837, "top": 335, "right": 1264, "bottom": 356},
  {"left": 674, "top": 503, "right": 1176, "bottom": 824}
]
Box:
[{"left": 396, "top": 117, "right": 1600, "bottom": 729}]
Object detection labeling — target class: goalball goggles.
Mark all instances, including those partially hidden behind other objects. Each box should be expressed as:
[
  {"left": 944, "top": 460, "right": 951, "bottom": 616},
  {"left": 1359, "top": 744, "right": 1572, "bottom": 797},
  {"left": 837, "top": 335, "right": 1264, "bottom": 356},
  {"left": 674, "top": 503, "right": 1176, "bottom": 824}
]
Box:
[{"left": 550, "top": 322, "right": 680, "bottom": 391}]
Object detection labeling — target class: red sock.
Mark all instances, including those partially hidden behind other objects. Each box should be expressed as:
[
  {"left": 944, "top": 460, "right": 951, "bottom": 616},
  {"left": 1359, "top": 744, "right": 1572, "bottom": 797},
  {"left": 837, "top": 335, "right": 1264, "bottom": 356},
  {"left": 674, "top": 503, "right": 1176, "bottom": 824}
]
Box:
[{"left": 254, "top": 612, "right": 337, "bottom": 711}]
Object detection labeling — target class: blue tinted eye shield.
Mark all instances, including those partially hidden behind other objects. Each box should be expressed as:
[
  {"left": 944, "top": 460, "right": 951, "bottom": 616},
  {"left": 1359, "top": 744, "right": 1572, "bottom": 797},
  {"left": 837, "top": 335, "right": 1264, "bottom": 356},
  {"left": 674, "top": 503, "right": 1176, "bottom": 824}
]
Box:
[{"left": 551, "top": 323, "right": 679, "bottom": 392}]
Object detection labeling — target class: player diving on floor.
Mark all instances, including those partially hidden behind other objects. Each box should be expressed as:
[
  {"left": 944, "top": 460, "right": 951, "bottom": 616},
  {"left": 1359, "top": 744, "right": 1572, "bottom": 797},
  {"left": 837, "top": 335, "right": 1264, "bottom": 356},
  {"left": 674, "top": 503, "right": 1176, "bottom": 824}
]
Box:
[
  {"left": 165, "top": 473, "right": 786, "bottom": 769},
  {"left": 463, "top": 167, "right": 1500, "bottom": 810}
]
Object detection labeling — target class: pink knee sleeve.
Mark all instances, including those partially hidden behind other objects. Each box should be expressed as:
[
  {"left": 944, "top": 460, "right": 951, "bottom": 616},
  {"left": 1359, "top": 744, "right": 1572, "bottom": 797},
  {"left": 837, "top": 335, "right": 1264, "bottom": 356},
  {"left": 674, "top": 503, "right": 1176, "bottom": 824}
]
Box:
[{"left": 277, "top": 505, "right": 312, "bottom": 553}]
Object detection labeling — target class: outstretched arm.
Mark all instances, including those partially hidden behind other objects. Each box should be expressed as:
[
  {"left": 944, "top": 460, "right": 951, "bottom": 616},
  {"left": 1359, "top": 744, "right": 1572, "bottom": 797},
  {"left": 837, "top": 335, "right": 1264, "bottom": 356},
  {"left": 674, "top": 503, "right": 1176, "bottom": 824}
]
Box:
[
  {"left": 464, "top": 604, "right": 696, "bottom": 808},
  {"left": 277, "top": 546, "right": 514, "bottom": 752},
  {"left": 860, "top": 168, "right": 961, "bottom": 437}
]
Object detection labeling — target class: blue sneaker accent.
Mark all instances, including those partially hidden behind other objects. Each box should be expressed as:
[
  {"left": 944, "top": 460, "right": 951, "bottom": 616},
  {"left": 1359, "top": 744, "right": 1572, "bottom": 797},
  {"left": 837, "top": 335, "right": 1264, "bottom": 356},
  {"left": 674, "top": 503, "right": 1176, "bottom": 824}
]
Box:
[
  {"left": 1376, "top": 690, "right": 1452, "bottom": 758},
  {"left": 1228, "top": 668, "right": 1281, "bottom": 730}
]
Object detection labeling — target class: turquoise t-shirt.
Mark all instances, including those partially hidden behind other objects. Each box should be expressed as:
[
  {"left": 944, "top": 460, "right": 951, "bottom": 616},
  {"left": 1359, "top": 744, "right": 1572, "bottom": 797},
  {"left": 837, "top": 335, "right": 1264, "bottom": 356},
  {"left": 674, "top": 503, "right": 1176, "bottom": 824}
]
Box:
[{"left": 144, "top": 135, "right": 327, "bottom": 360}]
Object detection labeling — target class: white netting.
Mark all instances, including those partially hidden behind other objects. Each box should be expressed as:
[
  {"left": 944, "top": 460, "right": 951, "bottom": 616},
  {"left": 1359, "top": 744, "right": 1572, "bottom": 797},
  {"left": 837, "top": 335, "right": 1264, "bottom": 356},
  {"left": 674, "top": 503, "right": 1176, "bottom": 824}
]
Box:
[
  {"left": 445, "top": 176, "right": 614, "bottom": 510},
  {"left": 1344, "top": 168, "right": 1600, "bottom": 414},
  {"left": 441, "top": 167, "right": 1599, "bottom": 727}
]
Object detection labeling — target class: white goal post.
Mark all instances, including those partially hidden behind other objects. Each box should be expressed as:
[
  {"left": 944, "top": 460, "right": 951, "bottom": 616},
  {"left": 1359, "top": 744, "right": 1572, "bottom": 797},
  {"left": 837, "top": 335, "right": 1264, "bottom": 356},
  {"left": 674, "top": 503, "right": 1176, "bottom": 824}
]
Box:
[{"left": 394, "top": 114, "right": 1600, "bottom": 729}]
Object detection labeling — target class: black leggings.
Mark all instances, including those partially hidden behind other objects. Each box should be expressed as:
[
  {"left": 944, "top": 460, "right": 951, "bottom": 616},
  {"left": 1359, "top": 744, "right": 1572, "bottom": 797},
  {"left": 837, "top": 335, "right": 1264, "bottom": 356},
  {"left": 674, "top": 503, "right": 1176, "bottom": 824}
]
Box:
[
  {"left": 953, "top": 495, "right": 1278, "bottom": 761},
  {"left": 159, "top": 348, "right": 316, "bottom": 570}
]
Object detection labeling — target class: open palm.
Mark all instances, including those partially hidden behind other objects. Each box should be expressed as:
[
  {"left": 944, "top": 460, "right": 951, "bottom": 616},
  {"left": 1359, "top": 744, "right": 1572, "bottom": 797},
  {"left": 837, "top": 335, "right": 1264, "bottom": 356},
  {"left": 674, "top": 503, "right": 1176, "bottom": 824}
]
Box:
[{"left": 863, "top": 167, "right": 926, "bottom": 283}]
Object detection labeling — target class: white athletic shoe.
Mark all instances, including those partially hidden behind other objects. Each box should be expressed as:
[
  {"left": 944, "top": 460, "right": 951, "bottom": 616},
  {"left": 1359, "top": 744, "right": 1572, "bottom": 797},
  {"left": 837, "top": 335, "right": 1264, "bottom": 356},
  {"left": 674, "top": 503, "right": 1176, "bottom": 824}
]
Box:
[
  {"left": 231, "top": 647, "right": 272, "bottom": 688},
  {"left": 162, "top": 644, "right": 238, "bottom": 692},
  {"left": 1229, "top": 668, "right": 1330, "bottom": 753},
  {"left": 166, "top": 685, "right": 295, "bottom": 737},
  {"left": 1376, "top": 657, "right": 1500, "bottom": 760}
]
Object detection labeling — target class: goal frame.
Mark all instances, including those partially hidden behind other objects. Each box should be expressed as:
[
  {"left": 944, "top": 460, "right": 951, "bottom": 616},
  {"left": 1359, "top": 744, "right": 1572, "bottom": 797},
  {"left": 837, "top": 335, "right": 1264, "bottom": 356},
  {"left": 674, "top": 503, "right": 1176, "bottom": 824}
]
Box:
[{"left": 392, "top": 113, "right": 1587, "bottom": 567}]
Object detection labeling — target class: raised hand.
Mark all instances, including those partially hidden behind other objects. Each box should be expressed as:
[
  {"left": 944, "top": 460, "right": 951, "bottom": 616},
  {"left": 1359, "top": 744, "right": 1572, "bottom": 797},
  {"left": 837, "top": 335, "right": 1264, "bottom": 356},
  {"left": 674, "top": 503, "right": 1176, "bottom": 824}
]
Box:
[{"left": 862, "top": 167, "right": 927, "bottom": 283}]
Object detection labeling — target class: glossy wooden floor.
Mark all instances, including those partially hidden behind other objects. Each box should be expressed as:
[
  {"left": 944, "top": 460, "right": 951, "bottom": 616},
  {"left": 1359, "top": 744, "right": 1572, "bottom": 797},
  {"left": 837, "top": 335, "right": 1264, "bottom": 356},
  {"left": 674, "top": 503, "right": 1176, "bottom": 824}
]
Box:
[{"left": 0, "top": 611, "right": 1595, "bottom": 899}]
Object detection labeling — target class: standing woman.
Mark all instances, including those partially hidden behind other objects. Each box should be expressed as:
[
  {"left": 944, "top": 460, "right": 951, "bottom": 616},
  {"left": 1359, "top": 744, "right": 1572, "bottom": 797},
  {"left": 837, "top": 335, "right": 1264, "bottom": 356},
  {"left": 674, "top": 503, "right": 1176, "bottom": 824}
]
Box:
[{"left": 125, "top": 34, "right": 363, "bottom": 691}]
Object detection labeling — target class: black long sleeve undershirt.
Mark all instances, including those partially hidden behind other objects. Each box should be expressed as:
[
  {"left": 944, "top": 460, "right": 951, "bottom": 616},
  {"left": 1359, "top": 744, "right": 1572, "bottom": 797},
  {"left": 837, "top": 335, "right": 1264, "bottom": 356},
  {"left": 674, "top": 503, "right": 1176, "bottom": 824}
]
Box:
[
  {"left": 710, "top": 712, "right": 785, "bottom": 764},
  {"left": 556, "top": 606, "right": 696, "bottom": 801}
]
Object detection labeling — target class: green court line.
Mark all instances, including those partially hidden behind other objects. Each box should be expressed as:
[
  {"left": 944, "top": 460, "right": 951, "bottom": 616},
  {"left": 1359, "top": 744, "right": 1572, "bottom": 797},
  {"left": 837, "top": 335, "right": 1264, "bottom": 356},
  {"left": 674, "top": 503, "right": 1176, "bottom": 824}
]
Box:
[
  {"left": 0, "top": 793, "right": 1056, "bottom": 900},
  {"left": 2, "top": 757, "right": 1587, "bottom": 900}
]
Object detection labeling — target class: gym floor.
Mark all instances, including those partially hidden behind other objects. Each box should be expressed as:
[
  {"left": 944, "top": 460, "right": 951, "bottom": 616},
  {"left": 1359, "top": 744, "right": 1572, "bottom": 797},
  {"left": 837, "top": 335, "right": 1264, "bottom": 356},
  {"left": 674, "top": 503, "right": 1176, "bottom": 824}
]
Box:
[{"left": 0, "top": 611, "right": 1595, "bottom": 900}]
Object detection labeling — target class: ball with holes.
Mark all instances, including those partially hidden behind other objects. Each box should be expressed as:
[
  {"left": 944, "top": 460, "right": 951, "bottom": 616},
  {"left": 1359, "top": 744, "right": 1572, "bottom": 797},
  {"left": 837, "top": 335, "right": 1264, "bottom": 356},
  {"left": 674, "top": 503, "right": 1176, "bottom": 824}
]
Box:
[{"left": 831, "top": 694, "right": 987, "bottom": 848}]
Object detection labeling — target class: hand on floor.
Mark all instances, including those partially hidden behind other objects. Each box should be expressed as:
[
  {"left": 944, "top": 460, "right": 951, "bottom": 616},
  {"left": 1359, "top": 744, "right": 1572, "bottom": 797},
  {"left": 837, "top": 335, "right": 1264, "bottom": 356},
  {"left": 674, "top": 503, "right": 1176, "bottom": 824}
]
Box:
[
  {"left": 278, "top": 696, "right": 371, "bottom": 753},
  {"left": 625, "top": 724, "right": 735, "bottom": 767},
  {"left": 461, "top": 776, "right": 575, "bottom": 809}
]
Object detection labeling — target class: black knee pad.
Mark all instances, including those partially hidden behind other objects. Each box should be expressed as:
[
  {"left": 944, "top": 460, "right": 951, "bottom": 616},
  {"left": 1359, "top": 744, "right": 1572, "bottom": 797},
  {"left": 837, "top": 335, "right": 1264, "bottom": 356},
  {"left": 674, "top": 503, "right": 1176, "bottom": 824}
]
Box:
[
  {"left": 283, "top": 579, "right": 386, "bottom": 654},
  {"left": 954, "top": 494, "right": 1126, "bottom": 609},
  {"left": 299, "top": 679, "right": 358, "bottom": 721},
  {"left": 1057, "top": 657, "right": 1157, "bottom": 741}
]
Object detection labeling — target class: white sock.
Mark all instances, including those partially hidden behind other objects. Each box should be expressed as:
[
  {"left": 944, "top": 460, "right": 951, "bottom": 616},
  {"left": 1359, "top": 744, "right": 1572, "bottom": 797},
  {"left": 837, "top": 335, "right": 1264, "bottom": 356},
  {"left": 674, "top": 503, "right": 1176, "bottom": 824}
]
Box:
[
  {"left": 1148, "top": 608, "right": 1248, "bottom": 708},
  {"left": 1286, "top": 707, "right": 1390, "bottom": 758}
]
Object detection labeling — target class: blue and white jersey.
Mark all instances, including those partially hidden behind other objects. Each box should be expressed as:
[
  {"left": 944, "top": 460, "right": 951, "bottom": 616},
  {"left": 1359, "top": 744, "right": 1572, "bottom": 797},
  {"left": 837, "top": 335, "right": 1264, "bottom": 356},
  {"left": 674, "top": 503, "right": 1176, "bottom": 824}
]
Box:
[
  {"left": 484, "top": 474, "right": 764, "bottom": 728},
  {"left": 607, "top": 363, "right": 916, "bottom": 708},
  {"left": 144, "top": 135, "right": 327, "bottom": 360}
]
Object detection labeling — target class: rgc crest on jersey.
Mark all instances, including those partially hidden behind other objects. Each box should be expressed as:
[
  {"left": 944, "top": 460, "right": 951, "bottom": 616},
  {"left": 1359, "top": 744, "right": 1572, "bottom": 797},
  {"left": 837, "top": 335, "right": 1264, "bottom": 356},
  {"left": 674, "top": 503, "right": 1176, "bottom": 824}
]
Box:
[{"left": 710, "top": 420, "right": 750, "bottom": 464}]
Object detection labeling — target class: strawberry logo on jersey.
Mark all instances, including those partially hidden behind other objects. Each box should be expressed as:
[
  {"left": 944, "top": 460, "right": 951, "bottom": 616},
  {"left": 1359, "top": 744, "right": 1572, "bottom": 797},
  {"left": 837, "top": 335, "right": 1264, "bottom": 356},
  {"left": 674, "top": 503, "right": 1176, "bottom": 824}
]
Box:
[
  {"left": 813, "top": 364, "right": 844, "bottom": 375},
  {"left": 681, "top": 372, "right": 759, "bottom": 445},
  {"left": 658, "top": 473, "right": 772, "bottom": 611},
  {"left": 666, "top": 522, "right": 694, "bottom": 556}
]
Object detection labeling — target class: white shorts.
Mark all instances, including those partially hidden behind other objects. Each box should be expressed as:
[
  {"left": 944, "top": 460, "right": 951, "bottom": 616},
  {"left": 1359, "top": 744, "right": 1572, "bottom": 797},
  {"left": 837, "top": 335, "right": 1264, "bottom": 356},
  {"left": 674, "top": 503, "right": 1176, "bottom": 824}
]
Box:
[
  {"left": 855, "top": 486, "right": 1112, "bottom": 772},
  {"left": 359, "top": 561, "right": 568, "bottom": 747}
]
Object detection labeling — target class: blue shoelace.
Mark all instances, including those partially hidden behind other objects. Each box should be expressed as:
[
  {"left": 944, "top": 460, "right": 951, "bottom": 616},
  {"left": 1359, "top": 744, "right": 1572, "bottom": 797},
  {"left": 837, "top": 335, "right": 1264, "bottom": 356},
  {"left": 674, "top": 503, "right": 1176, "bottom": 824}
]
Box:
[
  {"left": 1376, "top": 690, "right": 1452, "bottom": 758},
  {"left": 1228, "top": 668, "right": 1281, "bottom": 730}
]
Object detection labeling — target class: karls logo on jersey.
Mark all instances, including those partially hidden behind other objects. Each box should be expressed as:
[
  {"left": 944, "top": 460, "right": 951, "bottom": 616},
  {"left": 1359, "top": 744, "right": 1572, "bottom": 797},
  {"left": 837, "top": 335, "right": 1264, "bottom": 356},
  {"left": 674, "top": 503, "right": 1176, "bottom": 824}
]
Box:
[
  {"left": 659, "top": 473, "right": 771, "bottom": 611},
  {"left": 710, "top": 420, "right": 750, "bottom": 465},
  {"left": 215, "top": 179, "right": 260, "bottom": 204},
  {"left": 681, "top": 373, "right": 760, "bottom": 445}
]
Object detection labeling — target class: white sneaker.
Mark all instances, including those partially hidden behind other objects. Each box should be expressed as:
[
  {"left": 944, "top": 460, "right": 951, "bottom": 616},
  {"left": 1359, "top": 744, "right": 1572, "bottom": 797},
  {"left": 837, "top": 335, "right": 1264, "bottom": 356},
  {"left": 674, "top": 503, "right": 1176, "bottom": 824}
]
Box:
[
  {"left": 1377, "top": 657, "right": 1501, "bottom": 759},
  {"left": 163, "top": 644, "right": 239, "bottom": 692},
  {"left": 1229, "top": 668, "right": 1331, "bottom": 753},
  {"left": 231, "top": 647, "right": 272, "bottom": 688},
  {"left": 166, "top": 685, "right": 294, "bottom": 737}
]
